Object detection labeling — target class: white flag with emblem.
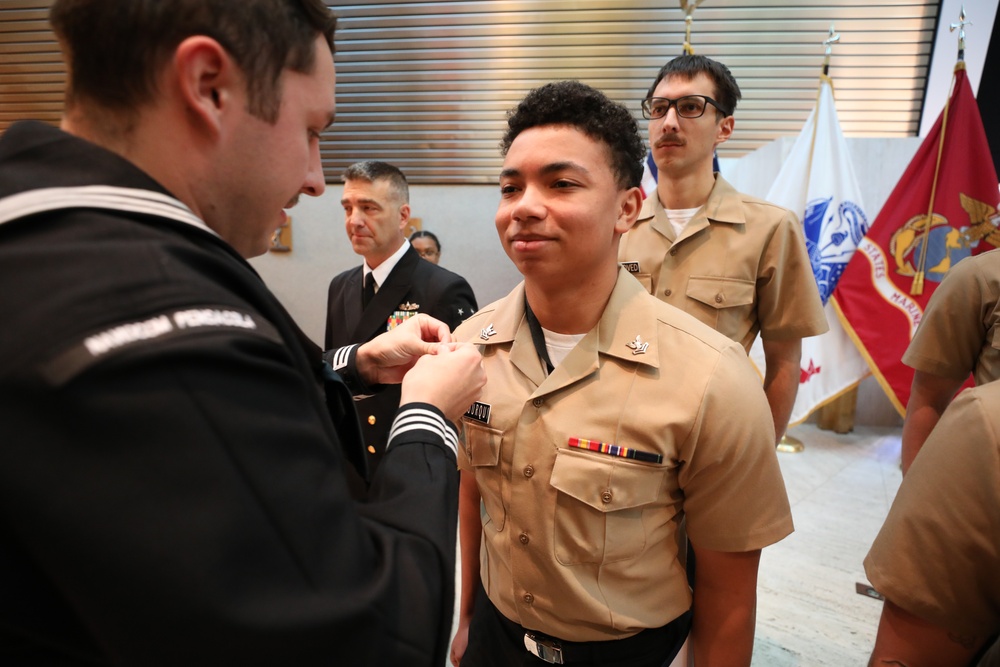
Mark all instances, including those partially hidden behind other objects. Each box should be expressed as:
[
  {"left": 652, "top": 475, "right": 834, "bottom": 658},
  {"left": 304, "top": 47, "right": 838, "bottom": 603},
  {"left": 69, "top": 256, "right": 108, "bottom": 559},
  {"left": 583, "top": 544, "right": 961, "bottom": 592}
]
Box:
[{"left": 749, "top": 75, "right": 871, "bottom": 425}]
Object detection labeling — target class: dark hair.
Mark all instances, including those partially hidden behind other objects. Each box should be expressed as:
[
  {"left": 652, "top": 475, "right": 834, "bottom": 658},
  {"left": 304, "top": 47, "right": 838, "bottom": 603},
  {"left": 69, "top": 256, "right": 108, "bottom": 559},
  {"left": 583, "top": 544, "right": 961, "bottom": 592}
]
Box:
[
  {"left": 646, "top": 55, "right": 741, "bottom": 117},
  {"left": 409, "top": 230, "right": 441, "bottom": 252},
  {"left": 343, "top": 160, "right": 410, "bottom": 204},
  {"left": 500, "top": 81, "right": 644, "bottom": 190},
  {"left": 49, "top": 0, "right": 337, "bottom": 123}
]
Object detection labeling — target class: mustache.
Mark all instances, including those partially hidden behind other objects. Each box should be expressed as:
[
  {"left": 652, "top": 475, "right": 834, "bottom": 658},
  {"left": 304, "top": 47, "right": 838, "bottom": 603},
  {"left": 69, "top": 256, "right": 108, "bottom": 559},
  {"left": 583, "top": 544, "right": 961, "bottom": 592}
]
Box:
[{"left": 655, "top": 135, "right": 683, "bottom": 148}]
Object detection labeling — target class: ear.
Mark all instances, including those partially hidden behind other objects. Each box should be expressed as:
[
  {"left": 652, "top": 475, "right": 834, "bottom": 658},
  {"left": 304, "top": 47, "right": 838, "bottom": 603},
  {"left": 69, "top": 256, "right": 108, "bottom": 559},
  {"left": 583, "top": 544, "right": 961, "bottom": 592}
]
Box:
[
  {"left": 398, "top": 203, "right": 411, "bottom": 229},
  {"left": 172, "top": 36, "right": 237, "bottom": 136},
  {"left": 614, "top": 186, "right": 644, "bottom": 236},
  {"left": 714, "top": 115, "right": 734, "bottom": 148}
]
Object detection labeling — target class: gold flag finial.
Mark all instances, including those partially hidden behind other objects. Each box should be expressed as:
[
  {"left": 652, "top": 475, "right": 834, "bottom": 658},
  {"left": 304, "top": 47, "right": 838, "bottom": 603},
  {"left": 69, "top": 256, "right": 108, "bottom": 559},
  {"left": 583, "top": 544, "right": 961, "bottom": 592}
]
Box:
[
  {"left": 679, "top": 0, "right": 706, "bottom": 54},
  {"left": 950, "top": 6, "right": 971, "bottom": 61}
]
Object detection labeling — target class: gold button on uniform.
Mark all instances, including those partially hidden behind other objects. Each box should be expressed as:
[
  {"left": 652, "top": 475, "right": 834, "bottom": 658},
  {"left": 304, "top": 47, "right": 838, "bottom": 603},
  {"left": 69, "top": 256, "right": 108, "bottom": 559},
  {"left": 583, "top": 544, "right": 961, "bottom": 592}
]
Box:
[
  {"left": 664, "top": 288, "right": 672, "bottom": 296},
  {"left": 532, "top": 398, "right": 543, "bottom": 408},
  {"left": 601, "top": 489, "right": 613, "bottom": 504},
  {"left": 367, "top": 445, "right": 376, "bottom": 454},
  {"left": 523, "top": 593, "right": 534, "bottom": 604},
  {"left": 519, "top": 533, "right": 530, "bottom": 545},
  {"left": 715, "top": 294, "right": 724, "bottom": 303},
  {"left": 669, "top": 248, "right": 678, "bottom": 256},
  {"left": 523, "top": 465, "right": 534, "bottom": 478}
]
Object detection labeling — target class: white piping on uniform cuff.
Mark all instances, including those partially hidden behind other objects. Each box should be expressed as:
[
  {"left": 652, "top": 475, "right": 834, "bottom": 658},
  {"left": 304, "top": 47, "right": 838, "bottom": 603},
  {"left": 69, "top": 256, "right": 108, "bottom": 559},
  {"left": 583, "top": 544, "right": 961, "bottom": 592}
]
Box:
[
  {"left": 330, "top": 344, "right": 355, "bottom": 371},
  {"left": 388, "top": 407, "right": 458, "bottom": 457}
]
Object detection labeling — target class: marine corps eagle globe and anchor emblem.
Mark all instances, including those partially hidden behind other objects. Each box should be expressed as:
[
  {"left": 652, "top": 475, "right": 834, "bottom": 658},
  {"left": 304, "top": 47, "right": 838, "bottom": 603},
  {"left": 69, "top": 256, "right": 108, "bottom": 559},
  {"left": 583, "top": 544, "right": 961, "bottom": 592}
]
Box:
[{"left": 889, "top": 193, "right": 1000, "bottom": 292}]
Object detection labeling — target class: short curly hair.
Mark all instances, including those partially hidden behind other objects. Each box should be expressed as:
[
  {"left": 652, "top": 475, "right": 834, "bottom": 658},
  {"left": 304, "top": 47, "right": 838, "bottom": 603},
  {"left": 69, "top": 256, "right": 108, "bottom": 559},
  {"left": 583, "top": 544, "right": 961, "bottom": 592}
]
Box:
[{"left": 499, "top": 81, "right": 645, "bottom": 190}]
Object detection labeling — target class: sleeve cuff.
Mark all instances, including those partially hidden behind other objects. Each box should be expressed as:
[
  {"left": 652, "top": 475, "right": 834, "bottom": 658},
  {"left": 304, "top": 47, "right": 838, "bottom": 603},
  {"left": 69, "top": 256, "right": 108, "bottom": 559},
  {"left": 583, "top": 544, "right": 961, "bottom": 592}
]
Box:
[
  {"left": 387, "top": 403, "right": 459, "bottom": 457},
  {"left": 324, "top": 344, "right": 383, "bottom": 398}
]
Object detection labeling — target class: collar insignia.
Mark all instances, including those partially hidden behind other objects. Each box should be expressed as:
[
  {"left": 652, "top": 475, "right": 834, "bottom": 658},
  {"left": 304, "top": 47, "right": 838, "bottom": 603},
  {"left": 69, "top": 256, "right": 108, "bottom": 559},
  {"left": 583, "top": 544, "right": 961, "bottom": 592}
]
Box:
[
  {"left": 626, "top": 334, "right": 649, "bottom": 355},
  {"left": 480, "top": 323, "right": 497, "bottom": 341}
]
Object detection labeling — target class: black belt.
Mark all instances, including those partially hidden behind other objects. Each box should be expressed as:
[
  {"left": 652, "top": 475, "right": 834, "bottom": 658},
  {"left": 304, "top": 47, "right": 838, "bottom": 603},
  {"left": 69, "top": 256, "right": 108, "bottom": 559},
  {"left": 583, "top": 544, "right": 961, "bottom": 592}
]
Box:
[{"left": 490, "top": 599, "right": 691, "bottom": 665}]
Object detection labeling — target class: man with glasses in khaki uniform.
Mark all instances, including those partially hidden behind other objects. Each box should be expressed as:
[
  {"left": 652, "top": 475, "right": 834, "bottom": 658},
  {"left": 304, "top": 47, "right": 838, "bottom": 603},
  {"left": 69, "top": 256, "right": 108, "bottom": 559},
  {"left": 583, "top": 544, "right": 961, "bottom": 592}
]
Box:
[
  {"left": 619, "top": 55, "right": 827, "bottom": 444},
  {"left": 449, "top": 81, "right": 793, "bottom": 667}
]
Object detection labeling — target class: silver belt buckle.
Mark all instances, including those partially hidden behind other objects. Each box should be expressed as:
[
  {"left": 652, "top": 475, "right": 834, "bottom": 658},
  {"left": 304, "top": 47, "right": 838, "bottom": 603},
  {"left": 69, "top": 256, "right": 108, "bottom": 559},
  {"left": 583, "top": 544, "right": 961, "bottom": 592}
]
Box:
[{"left": 524, "top": 632, "right": 565, "bottom": 664}]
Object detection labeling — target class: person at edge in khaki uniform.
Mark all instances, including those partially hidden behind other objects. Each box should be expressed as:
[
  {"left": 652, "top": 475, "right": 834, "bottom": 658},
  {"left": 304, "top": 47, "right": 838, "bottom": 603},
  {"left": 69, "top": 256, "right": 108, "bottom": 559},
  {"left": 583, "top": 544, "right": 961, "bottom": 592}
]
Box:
[
  {"left": 619, "top": 55, "right": 828, "bottom": 444},
  {"left": 866, "top": 380, "right": 1000, "bottom": 666},
  {"left": 899, "top": 248, "right": 1000, "bottom": 474},
  {"left": 449, "top": 81, "right": 793, "bottom": 667}
]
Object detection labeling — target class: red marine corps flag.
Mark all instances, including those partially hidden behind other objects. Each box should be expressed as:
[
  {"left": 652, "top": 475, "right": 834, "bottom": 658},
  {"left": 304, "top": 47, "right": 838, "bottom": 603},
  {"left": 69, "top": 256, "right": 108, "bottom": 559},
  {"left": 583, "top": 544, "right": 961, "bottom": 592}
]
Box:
[{"left": 833, "top": 62, "right": 1000, "bottom": 414}]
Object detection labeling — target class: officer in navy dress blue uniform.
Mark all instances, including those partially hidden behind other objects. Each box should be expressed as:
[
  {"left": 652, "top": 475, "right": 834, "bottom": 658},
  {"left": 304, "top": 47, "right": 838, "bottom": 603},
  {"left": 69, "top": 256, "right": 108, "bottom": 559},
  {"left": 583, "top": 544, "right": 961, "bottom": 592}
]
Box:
[{"left": 326, "top": 161, "right": 477, "bottom": 493}]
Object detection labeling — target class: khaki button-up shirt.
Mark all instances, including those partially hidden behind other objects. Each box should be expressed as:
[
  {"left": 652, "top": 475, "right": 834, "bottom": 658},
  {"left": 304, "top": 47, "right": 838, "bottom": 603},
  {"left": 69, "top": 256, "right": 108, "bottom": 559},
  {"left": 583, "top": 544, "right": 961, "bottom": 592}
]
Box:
[
  {"left": 456, "top": 269, "right": 793, "bottom": 641},
  {"left": 903, "top": 248, "right": 1000, "bottom": 386},
  {"left": 618, "top": 174, "right": 828, "bottom": 352},
  {"left": 866, "top": 380, "right": 1000, "bottom": 637}
]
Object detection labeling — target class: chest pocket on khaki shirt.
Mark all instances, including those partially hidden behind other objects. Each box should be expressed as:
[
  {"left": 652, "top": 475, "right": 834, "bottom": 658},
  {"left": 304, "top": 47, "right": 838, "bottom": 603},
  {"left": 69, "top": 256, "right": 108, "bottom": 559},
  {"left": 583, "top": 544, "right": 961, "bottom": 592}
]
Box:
[
  {"left": 549, "top": 448, "right": 664, "bottom": 565},
  {"left": 686, "top": 276, "right": 755, "bottom": 335},
  {"left": 463, "top": 421, "right": 506, "bottom": 532}
]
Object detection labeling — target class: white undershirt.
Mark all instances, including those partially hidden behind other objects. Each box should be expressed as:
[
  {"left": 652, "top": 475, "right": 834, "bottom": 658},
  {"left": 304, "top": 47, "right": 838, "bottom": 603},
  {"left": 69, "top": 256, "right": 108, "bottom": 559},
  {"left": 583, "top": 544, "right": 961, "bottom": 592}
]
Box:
[
  {"left": 665, "top": 207, "right": 700, "bottom": 240},
  {"left": 542, "top": 328, "right": 586, "bottom": 368}
]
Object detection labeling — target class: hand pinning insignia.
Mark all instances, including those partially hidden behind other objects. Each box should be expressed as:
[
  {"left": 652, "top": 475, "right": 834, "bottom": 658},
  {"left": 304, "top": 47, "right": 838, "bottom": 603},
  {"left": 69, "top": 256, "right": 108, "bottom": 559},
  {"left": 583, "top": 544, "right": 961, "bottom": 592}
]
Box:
[
  {"left": 480, "top": 323, "right": 498, "bottom": 341},
  {"left": 626, "top": 335, "right": 649, "bottom": 355}
]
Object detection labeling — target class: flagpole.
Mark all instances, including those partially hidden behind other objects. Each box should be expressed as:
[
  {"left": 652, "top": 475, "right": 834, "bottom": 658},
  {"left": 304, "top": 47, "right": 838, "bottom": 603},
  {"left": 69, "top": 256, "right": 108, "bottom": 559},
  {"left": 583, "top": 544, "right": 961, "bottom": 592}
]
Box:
[
  {"left": 778, "top": 26, "right": 841, "bottom": 455},
  {"left": 911, "top": 7, "right": 971, "bottom": 296},
  {"left": 806, "top": 28, "right": 839, "bottom": 179},
  {"left": 822, "top": 24, "right": 840, "bottom": 76},
  {"left": 807, "top": 26, "right": 841, "bottom": 206},
  {"left": 679, "top": 0, "right": 706, "bottom": 54}
]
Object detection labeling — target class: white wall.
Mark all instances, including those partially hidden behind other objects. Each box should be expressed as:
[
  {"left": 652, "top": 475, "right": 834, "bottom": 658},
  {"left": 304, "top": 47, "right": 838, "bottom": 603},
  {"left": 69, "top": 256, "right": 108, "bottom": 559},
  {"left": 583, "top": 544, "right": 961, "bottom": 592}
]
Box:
[{"left": 920, "top": 0, "right": 998, "bottom": 137}]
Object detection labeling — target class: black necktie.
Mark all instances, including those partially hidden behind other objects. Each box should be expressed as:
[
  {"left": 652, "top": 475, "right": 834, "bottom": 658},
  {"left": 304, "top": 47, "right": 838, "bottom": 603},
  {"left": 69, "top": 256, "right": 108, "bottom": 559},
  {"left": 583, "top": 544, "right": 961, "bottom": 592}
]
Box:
[{"left": 362, "top": 272, "right": 376, "bottom": 309}]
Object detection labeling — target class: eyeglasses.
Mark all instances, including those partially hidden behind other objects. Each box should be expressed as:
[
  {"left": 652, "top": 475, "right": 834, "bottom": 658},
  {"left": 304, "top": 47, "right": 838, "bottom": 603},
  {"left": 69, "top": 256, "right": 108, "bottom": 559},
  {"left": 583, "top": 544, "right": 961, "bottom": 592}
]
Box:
[{"left": 640, "top": 95, "right": 728, "bottom": 120}]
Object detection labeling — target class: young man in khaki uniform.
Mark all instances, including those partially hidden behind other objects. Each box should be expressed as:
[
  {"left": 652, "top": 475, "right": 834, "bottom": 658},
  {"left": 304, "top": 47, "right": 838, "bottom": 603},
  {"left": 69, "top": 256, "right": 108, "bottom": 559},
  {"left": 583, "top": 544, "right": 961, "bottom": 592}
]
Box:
[
  {"left": 619, "top": 55, "right": 827, "bottom": 443},
  {"left": 900, "top": 248, "right": 1000, "bottom": 472},
  {"left": 449, "top": 81, "right": 793, "bottom": 667}
]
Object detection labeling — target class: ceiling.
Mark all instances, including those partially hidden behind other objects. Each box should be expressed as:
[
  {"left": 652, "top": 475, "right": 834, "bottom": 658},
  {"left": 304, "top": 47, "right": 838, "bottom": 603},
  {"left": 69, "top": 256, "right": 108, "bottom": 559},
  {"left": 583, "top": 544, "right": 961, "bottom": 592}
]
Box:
[{"left": 1, "top": 1, "right": 944, "bottom": 183}]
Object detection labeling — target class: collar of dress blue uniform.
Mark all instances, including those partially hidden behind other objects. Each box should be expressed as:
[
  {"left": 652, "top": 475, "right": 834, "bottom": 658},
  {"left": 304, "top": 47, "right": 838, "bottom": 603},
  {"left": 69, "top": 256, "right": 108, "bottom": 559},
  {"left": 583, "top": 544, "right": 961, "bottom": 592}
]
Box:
[
  {"left": 363, "top": 239, "right": 411, "bottom": 291},
  {"left": 475, "top": 268, "right": 661, "bottom": 371},
  {"left": 0, "top": 184, "right": 217, "bottom": 237}
]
